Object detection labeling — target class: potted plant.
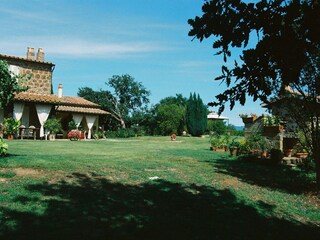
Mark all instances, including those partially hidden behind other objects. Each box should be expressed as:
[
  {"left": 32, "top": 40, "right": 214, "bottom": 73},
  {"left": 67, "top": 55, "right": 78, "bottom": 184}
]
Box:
[
  {"left": 68, "top": 119, "right": 78, "bottom": 131},
  {"left": 240, "top": 113, "right": 257, "bottom": 124},
  {"left": 210, "top": 135, "right": 227, "bottom": 152},
  {"left": 263, "top": 115, "right": 283, "bottom": 135},
  {"left": 238, "top": 139, "right": 250, "bottom": 155},
  {"left": 228, "top": 138, "right": 240, "bottom": 156},
  {"left": 44, "top": 118, "right": 62, "bottom": 140},
  {"left": 295, "top": 151, "right": 308, "bottom": 159},
  {"left": 257, "top": 136, "right": 271, "bottom": 158},
  {"left": 171, "top": 133, "right": 177, "bottom": 141},
  {"left": 3, "top": 118, "right": 20, "bottom": 140},
  {"left": 283, "top": 137, "right": 299, "bottom": 157}
]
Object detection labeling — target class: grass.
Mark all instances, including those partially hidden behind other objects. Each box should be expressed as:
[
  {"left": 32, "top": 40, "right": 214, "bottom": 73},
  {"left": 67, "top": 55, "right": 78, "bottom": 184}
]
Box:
[{"left": 0, "top": 136, "right": 319, "bottom": 239}]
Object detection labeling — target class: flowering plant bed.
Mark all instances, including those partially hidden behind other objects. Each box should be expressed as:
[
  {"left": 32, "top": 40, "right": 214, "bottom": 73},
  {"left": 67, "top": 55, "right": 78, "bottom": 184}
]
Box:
[{"left": 68, "top": 130, "right": 81, "bottom": 141}]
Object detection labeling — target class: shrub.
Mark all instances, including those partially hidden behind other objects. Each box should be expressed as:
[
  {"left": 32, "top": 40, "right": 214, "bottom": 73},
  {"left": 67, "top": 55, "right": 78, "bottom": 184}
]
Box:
[
  {"left": 68, "top": 119, "right": 78, "bottom": 130},
  {"left": 210, "top": 135, "right": 230, "bottom": 149},
  {"left": 93, "top": 132, "right": 105, "bottom": 140},
  {"left": 0, "top": 139, "right": 8, "bottom": 157},
  {"left": 131, "top": 125, "right": 146, "bottom": 137},
  {"left": 44, "top": 118, "right": 62, "bottom": 134},
  {"left": 3, "top": 118, "right": 20, "bottom": 135},
  {"left": 269, "top": 148, "right": 283, "bottom": 164},
  {"left": 302, "top": 156, "right": 316, "bottom": 172},
  {"left": 228, "top": 137, "right": 241, "bottom": 149},
  {"left": 238, "top": 139, "right": 250, "bottom": 154},
  {"left": 207, "top": 120, "right": 227, "bottom": 135},
  {"left": 105, "top": 128, "right": 135, "bottom": 138}
]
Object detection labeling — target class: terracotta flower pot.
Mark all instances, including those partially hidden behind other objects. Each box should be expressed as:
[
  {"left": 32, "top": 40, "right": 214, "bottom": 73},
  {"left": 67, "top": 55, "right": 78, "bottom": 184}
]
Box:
[
  {"left": 7, "top": 135, "right": 14, "bottom": 140},
  {"left": 284, "top": 148, "right": 293, "bottom": 157},
  {"left": 295, "top": 152, "right": 308, "bottom": 159},
  {"left": 261, "top": 151, "right": 268, "bottom": 158},
  {"left": 214, "top": 148, "right": 226, "bottom": 152},
  {"left": 242, "top": 117, "right": 256, "bottom": 124}
]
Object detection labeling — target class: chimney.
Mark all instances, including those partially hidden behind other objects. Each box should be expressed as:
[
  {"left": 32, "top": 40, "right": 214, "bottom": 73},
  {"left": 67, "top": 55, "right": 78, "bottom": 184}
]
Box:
[
  {"left": 36, "top": 48, "right": 45, "bottom": 62},
  {"left": 58, "top": 84, "right": 63, "bottom": 98},
  {"left": 26, "top": 47, "right": 35, "bottom": 60}
]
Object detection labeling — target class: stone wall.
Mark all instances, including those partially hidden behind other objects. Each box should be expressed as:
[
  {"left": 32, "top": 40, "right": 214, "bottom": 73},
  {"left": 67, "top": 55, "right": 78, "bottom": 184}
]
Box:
[
  {"left": 243, "top": 116, "right": 283, "bottom": 151},
  {"left": 244, "top": 117, "right": 263, "bottom": 137},
  {"left": 1, "top": 56, "right": 53, "bottom": 95}
]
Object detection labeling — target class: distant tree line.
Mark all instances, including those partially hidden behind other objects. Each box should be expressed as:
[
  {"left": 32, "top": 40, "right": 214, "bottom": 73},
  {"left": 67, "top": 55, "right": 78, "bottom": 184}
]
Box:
[{"left": 78, "top": 74, "right": 239, "bottom": 137}]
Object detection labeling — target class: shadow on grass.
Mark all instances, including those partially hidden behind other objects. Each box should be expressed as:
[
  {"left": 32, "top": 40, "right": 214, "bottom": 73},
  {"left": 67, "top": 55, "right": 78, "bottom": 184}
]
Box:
[
  {"left": 0, "top": 173, "right": 319, "bottom": 240},
  {"left": 213, "top": 155, "right": 317, "bottom": 194}
]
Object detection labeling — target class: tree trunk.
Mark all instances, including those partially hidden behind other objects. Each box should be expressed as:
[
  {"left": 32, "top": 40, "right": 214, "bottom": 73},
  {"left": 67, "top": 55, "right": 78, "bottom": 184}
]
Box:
[{"left": 120, "top": 119, "right": 126, "bottom": 129}]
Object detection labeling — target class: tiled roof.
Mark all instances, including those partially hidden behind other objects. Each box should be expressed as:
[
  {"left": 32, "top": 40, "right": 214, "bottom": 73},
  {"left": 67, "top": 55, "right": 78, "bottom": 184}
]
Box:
[
  {"left": 14, "top": 92, "right": 100, "bottom": 107},
  {"left": 14, "top": 92, "right": 108, "bottom": 116},
  {"left": 0, "top": 53, "right": 54, "bottom": 66},
  {"left": 55, "top": 106, "right": 109, "bottom": 115},
  {"left": 60, "top": 96, "right": 99, "bottom": 107},
  {"left": 14, "top": 92, "right": 64, "bottom": 104}
]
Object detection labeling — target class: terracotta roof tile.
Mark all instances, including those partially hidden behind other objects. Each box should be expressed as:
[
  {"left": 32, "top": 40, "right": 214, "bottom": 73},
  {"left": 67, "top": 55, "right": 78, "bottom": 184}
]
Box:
[
  {"left": 14, "top": 93, "right": 100, "bottom": 107},
  {"left": 56, "top": 106, "right": 109, "bottom": 115},
  {"left": 0, "top": 53, "right": 54, "bottom": 66},
  {"left": 60, "top": 96, "right": 99, "bottom": 107},
  {"left": 14, "top": 92, "right": 108, "bottom": 115},
  {"left": 14, "top": 92, "right": 64, "bottom": 104}
]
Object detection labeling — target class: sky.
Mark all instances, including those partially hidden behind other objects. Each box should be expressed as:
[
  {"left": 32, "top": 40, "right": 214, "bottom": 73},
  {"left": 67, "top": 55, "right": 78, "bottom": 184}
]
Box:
[{"left": 0, "top": 0, "right": 267, "bottom": 126}]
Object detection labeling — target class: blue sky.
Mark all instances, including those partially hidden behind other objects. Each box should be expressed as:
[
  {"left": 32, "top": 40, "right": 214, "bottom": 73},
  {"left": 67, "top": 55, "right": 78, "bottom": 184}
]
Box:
[{"left": 0, "top": 0, "right": 266, "bottom": 126}]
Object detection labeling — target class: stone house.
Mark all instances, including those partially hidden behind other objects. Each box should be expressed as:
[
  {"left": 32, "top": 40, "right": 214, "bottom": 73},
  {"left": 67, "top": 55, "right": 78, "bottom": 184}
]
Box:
[{"left": 0, "top": 47, "right": 109, "bottom": 139}]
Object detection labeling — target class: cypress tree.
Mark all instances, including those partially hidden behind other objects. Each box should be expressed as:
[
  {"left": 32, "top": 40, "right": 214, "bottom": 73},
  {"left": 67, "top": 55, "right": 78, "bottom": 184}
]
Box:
[{"left": 186, "top": 93, "right": 207, "bottom": 136}]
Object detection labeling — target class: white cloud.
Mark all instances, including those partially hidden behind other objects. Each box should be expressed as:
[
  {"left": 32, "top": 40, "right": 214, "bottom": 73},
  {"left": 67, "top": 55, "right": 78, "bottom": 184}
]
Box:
[
  {"left": 0, "top": 37, "right": 171, "bottom": 59},
  {"left": 0, "top": 7, "right": 63, "bottom": 24}
]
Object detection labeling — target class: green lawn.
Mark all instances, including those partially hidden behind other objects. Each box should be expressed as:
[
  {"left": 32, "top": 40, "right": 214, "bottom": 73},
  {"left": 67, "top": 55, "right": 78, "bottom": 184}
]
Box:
[{"left": 0, "top": 136, "right": 319, "bottom": 239}]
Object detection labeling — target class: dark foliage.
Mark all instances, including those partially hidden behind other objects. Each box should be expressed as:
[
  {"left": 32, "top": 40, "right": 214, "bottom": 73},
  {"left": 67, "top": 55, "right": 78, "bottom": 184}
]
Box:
[
  {"left": 189, "top": 0, "right": 320, "bottom": 187},
  {"left": 188, "top": 0, "right": 320, "bottom": 113},
  {"left": 0, "top": 60, "right": 28, "bottom": 108}
]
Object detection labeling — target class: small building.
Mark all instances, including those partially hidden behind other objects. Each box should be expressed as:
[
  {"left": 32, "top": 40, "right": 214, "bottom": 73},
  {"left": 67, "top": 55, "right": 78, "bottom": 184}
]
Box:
[
  {"left": 0, "top": 47, "right": 109, "bottom": 139},
  {"left": 207, "top": 112, "right": 229, "bottom": 124}
]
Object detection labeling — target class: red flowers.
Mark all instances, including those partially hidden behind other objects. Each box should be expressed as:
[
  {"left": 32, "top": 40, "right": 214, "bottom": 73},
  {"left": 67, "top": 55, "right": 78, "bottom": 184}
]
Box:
[{"left": 68, "top": 130, "right": 81, "bottom": 140}]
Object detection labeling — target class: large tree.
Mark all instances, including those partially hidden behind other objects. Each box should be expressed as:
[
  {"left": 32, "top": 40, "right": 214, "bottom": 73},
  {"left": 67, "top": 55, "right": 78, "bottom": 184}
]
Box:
[
  {"left": 188, "top": 0, "right": 320, "bottom": 186},
  {"left": 0, "top": 60, "right": 27, "bottom": 109},
  {"left": 78, "top": 74, "right": 150, "bottom": 129},
  {"left": 150, "top": 94, "right": 187, "bottom": 136}
]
